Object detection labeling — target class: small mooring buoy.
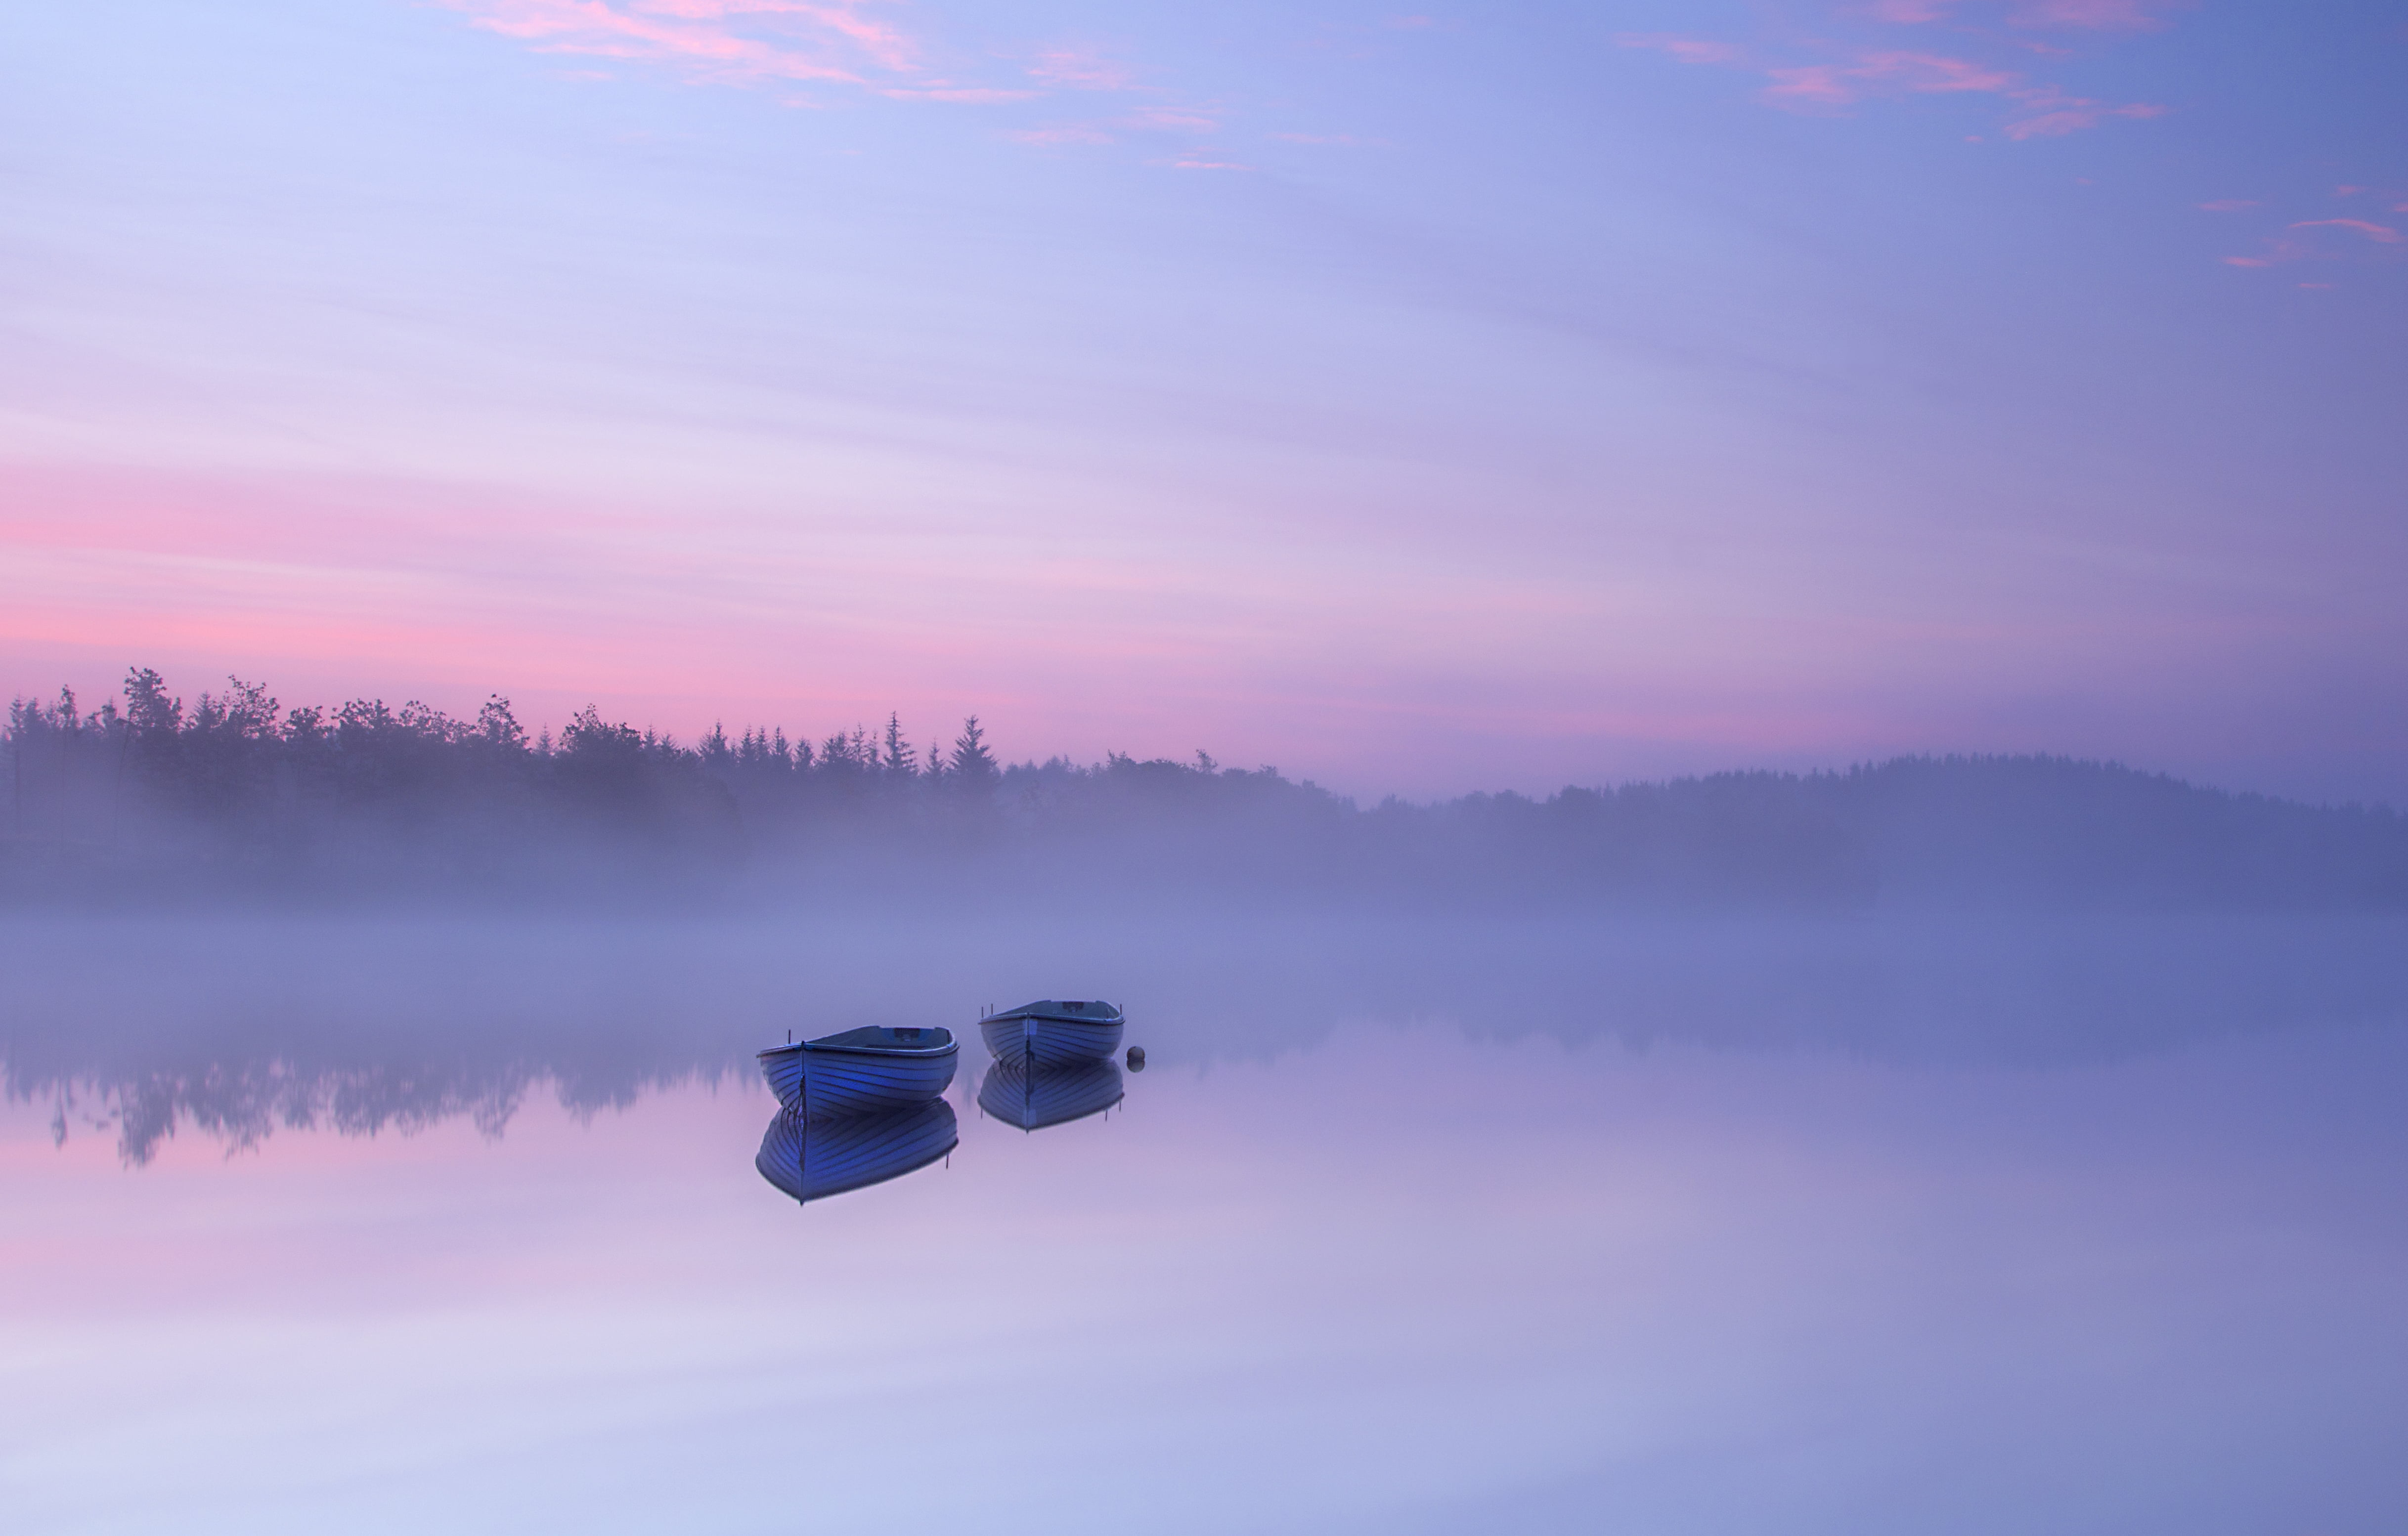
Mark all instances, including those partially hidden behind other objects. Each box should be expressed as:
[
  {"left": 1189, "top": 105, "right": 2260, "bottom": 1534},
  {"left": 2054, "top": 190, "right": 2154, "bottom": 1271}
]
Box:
[{"left": 1126, "top": 1045, "right": 1146, "bottom": 1072}]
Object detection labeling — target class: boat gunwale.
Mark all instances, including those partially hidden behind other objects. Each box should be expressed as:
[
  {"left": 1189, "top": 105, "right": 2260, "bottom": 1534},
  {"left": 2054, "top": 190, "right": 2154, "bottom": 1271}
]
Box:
[
  {"left": 799, "top": 1039, "right": 960, "bottom": 1061},
  {"left": 983, "top": 1011, "right": 1123, "bottom": 1028},
  {"left": 985, "top": 999, "right": 1123, "bottom": 1024},
  {"left": 758, "top": 1031, "right": 960, "bottom": 1062}
]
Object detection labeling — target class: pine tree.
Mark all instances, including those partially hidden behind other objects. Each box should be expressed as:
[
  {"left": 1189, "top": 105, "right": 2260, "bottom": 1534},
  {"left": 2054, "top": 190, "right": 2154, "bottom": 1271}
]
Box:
[{"left": 949, "top": 716, "right": 999, "bottom": 790}]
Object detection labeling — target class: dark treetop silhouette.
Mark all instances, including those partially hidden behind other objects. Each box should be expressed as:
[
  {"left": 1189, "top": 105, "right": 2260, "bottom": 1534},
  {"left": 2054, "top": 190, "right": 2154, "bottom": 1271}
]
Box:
[{"left": 5, "top": 667, "right": 2405, "bottom": 909}]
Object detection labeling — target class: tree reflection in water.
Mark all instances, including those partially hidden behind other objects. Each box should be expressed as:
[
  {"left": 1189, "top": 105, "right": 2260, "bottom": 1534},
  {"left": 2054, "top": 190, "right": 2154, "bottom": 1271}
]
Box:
[{"left": 7, "top": 907, "right": 2407, "bottom": 1164}]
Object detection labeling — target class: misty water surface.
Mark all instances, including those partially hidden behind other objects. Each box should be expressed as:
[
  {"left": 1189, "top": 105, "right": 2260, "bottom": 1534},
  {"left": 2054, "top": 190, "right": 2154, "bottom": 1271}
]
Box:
[{"left": 3, "top": 907, "right": 2405, "bottom": 1534}]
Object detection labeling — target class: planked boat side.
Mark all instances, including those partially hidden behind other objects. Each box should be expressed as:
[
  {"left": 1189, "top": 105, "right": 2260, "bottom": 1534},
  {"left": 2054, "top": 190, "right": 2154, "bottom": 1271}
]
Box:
[
  {"left": 977, "top": 1000, "right": 1125, "bottom": 1066},
  {"left": 758, "top": 1026, "right": 958, "bottom": 1117}
]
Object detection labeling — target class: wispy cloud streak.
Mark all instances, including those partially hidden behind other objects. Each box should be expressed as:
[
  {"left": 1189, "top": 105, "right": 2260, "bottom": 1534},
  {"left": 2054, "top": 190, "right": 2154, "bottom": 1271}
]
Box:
[
  {"left": 1620, "top": 2, "right": 2170, "bottom": 140},
  {"left": 449, "top": 4, "right": 1255, "bottom": 170},
  {"left": 443, "top": 0, "right": 1066, "bottom": 100},
  {"left": 2221, "top": 213, "right": 2405, "bottom": 271},
  {"left": 1026, "top": 44, "right": 1135, "bottom": 91},
  {"left": 1860, "top": 0, "right": 2185, "bottom": 25},
  {"left": 2290, "top": 218, "right": 2402, "bottom": 244}
]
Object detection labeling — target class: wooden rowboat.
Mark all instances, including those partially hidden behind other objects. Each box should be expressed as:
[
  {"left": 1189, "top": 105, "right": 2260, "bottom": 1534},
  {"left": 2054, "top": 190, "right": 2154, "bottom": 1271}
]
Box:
[
  {"left": 757, "top": 1026, "right": 959, "bottom": 1118},
  {"left": 755, "top": 1100, "right": 959, "bottom": 1205},
  {"left": 977, "top": 999, "right": 1124, "bottom": 1067}
]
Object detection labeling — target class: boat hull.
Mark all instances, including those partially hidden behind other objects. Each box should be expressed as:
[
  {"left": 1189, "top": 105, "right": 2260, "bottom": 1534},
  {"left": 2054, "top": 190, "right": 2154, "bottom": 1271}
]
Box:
[
  {"left": 758, "top": 1038, "right": 958, "bottom": 1118},
  {"left": 978, "top": 1058, "right": 1126, "bottom": 1131},
  {"left": 978, "top": 1013, "right": 1124, "bottom": 1067},
  {"left": 755, "top": 1100, "right": 959, "bottom": 1204}
]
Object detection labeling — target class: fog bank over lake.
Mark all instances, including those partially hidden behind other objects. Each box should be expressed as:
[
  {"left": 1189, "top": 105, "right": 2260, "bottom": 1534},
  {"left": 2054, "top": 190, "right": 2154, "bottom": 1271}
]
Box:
[{"left": 8, "top": 907, "right": 2404, "bottom": 1163}]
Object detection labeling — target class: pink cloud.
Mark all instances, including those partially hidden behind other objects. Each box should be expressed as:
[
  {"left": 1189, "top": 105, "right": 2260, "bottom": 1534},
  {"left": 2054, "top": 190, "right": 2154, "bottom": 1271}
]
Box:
[
  {"left": 882, "top": 85, "right": 1036, "bottom": 103},
  {"left": 2291, "top": 218, "right": 2402, "bottom": 244},
  {"left": 1856, "top": 51, "right": 2020, "bottom": 92},
  {"left": 1027, "top": 45, "right": 1133, "bottom": 91},
  {"left": 1767, "top": 51, "right": 2014, "bottom": 105},
  {"left": 671, "top": 0, "right": 919, "bottom": 72},
  {"left": 2225, "top": 228, "right": 2379, "bottom": 271},
  {"left": 1857, "top": 0, "right": 2187, "bottom": 28},
  {"left": 445, "top": 0, "right": 1094, "bottom": 102},
  {"left": 1170, "top": 159, "right": 1251, "bottom": 171},
  {"left": 2002, "top": 93, "right": 2163, "bottom": 138},
  {"left": 1126, "top": 107, "right": 1221, "bottom": 132},
  {"left": 1623, "top": 25, "right": 2162, "bottom": 139},
  {"left": 2007, "top": 0, "right": 2185, "bottom": 28},
  {"left": 1862, "top": 0, "right": 1957, "bottom": 20},
  {"left": 455, "top": 0, "right": 862, "bottom": 83},
  {"left": 1614, "top": 34, "right": 1740, "bottom": 67},
  {"left": 2196, "top": 199, "right": 2258, "bottom": 213},
  {"left": 1016, "top": 45, "right": 1230, "bottom": 148},
  {"left": 1012, "top": 124, "right": 1114, "bottom": 146},
  {"left": 1764, "top": 64, "right": 1860, "bottom": 105}
]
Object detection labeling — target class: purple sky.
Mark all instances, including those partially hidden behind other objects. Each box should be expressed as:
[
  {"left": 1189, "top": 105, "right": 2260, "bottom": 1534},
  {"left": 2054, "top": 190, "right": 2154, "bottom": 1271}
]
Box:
[{"left": 2, "top": 0, "right": 2402, "bottom": 802}]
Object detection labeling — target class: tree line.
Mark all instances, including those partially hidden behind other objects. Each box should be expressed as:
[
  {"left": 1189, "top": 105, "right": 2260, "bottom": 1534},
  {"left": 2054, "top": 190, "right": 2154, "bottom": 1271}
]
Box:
[
  {"left": 4, "top": 670, "right": 1005, "bottom": 868},
  {"left": 5, "top": 668, "right": 2405, "bottom": 907}
]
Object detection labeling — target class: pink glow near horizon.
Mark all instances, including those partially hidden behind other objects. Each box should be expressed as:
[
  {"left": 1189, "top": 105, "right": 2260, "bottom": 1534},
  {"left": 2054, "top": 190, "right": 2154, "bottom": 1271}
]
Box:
[{"left": 3, "top": 449, "right": 2388, "bottom": 800}]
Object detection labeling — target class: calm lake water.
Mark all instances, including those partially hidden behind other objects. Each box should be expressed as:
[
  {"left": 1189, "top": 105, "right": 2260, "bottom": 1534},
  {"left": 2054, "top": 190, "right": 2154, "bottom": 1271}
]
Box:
[{"left": 4, "top": 910, "right": 2405, "bottom": 1534}]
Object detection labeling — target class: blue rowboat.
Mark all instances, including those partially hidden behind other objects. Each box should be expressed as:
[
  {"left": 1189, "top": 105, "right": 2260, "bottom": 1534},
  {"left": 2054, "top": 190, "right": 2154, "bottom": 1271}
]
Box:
[
  {"left": 755, "top": 1100, "right": 958, "bottom": 1205},
  {"left": 977, "top": 999, "right": 1124, "bottom": 1067},
  {"left": 977, "top": 1058, "right": 1125, "bottom": 1131},
  {"left": 757, "top": 1026, "right": 958, "bottom": 1118}
]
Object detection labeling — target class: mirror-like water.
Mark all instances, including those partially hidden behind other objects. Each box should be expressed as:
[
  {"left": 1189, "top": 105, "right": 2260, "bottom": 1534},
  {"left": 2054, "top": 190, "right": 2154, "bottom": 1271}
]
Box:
[{"left": 4, "top": 912, "right": 2404, "bottom": 1534}]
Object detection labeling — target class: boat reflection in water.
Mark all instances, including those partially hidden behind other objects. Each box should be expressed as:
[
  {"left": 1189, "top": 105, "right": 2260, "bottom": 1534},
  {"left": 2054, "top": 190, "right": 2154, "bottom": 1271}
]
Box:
[
  {"left": 754, "top": 1099, "right": 959, "bottom": 1206},
  {"left": 977, "top": 1058, "right": 1126, "bottom": 1132}
]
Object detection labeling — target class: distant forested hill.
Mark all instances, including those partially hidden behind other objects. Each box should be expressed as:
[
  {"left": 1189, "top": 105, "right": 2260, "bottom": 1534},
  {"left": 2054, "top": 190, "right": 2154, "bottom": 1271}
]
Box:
[{"left": 5, "top": 671, "right": 2402, "bottom": 908}]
